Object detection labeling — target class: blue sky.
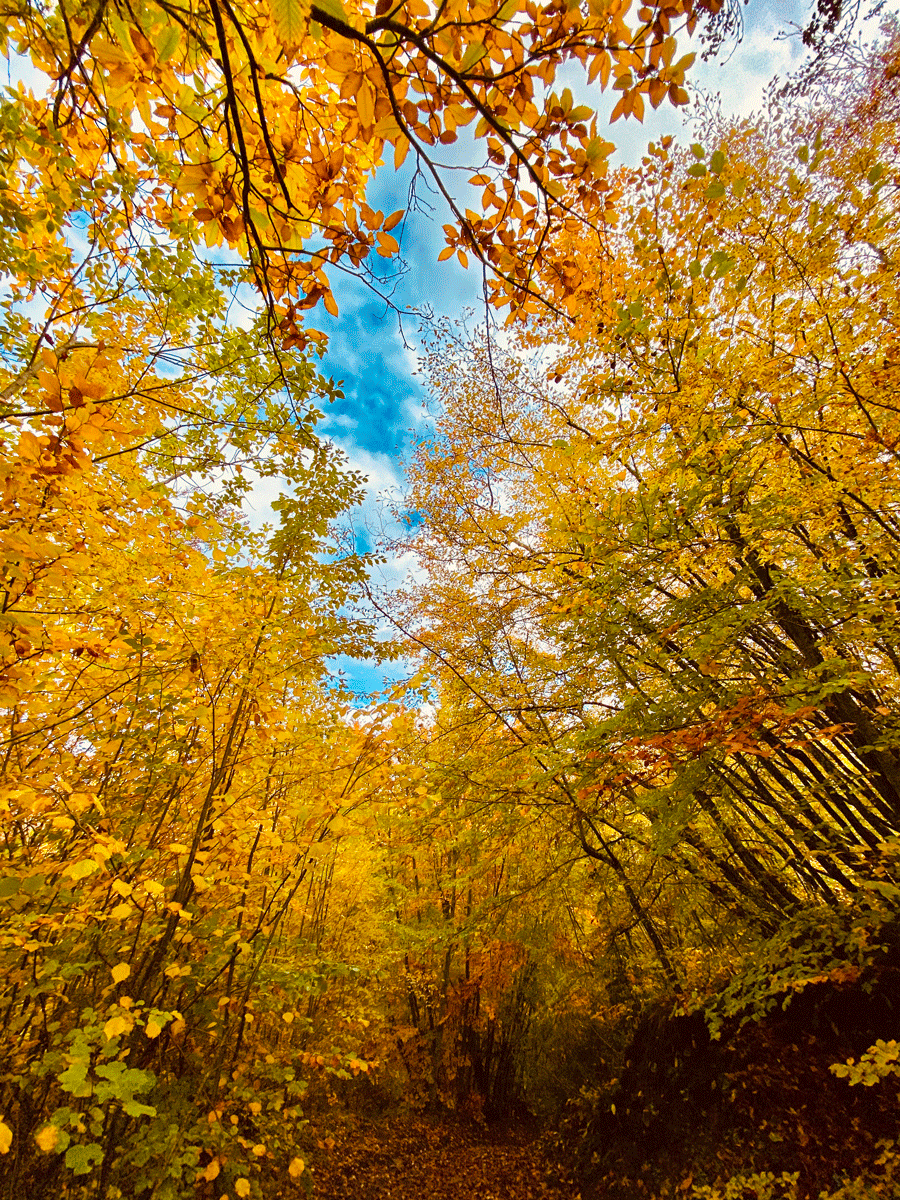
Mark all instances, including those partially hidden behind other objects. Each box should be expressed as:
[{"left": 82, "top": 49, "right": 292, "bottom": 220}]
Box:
[{"left": 306, "top": 1, "right": 817, "bottom": 698}]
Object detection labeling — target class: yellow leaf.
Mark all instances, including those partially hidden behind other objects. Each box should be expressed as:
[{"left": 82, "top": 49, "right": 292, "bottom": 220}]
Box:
[
  {"left": 268, "top": 0, "right": 309, "bottom": 45},
  {"left": 586, "top": 137, "right": 615, "bottom": 164},
  {"left": 35, "top": 1124, "right": 58, "bottom": 1153},
  {"left": 110, "top": 902, "right": 132, "bottom": 920},
  {"left": 609, "top": 94, "right": 628, "bottom": 122},
  {"left": 375, "top": 116, "right": 402, "bottom": 143},
  {"left": 203, "top": 1158, "right": 220, "bottom": 1181},
  {"left": 0, "top": 1120, "right": 11, "bottom": 1154},
  {"left": 235, "top": 1178, "right": 250, "bottom": 1197},
  {"left": 357, "top": 81, "right": 374, "bottom": 129},
  {"left": 289, "top": 1157, "right": 305, "bottom": 1177},
  {"left": 377, "top": 231, "right": 399, "bottom": 255},
  {"left": 78, "top": 422, "right": 103, "bottom": 443},
  {"left": 104, "top": 1014, "right": 132, "bottom": 1040},
  {"left": 324, "top": 49, "right": 356, "bottom": 72},
  {"left": 111, "top": 962, "right": 131, "bottom": 984},
  {"left": 17, "top": 430, "right": 43, "bottom": 460},
  {"left": 394, "top": 137, "right": 410, "bottom": 170},
  {"left": 145, "top": 1021, "right": 162, "bottom": 1039},
  {"left": 63, "top": 859, "right": 99, "bottom": 881}
]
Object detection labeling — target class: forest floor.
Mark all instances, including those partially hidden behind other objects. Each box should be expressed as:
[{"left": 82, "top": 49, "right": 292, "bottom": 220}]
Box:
[{"left": 305, "top": 1113, "right": 578, "bottom": 1200}]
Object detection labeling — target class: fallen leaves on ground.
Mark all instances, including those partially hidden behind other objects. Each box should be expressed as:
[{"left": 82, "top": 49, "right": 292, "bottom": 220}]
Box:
[{"left": 307, "top": 1114, "right": 578, "bottom": 1200}]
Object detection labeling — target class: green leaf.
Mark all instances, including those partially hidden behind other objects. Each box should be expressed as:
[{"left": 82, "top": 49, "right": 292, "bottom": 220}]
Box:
[
  {"left": 155, "top": 25, "right": 181, "bottom": 62},
  {"left": 64, "top": 1143, "right": 103, "bottom": 1176},
  {"left": 586, "top": 136, "right": 615, "bottom": 163},
  {"left": 868, "top": 163, "right": 884, "bottom": 186},
  {"left": 105, "top": 9, "right": 134, "bottom": 53},
  {"left": 59, "top": 1058, "right": 91, "bottom": 1097},
  {"left": 687, "top": 163, "right": 707, "bottom": 178},
  {"left": 796, "top": 144, "right": 809, "bottom": 163},
  {"left": 690, "top": 143, "right": 705, "bottom": 159},
  {"left": 732, "top": 177, "right": 747, "bottom": 197},
  {"left": 315, "top": 0, "right": 350, "bottom": 23},
  {"left": 270, "top": 0, "right": 307, "bottom": 44},
  {"left": 710, "top": 150, "right": 725, "bottom": 175},
  {"left": 123, "top": 1100, "right": 157, "bottom": 1118},
  {"left": 0, "top": 877, "right": 20, "bottom": 898},
  {"left": 94, "top": 1062, "right": 156, "bottom": 1104},
  {"left": 705, "top": 180, "right": 726, "bottom": 200},
  {"left": 459, "top": 41, "right": 488, "bottom": 73}
]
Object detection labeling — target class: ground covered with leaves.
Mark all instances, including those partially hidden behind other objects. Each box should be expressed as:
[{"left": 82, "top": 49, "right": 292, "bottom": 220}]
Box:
[
  {"left": 302, "top": 925, "right": 900, "bottom": 1200},
  {"left": 306, "top": 1114, "right": 577, "bottom": 1200},
  {"left": 561, "top": 926, "right": 900, "bottom": 1200}
]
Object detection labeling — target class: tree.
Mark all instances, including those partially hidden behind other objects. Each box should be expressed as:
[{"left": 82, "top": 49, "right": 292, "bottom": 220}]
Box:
[
  {"left": 388, "top": 34, "right": 900, "bottom": 991},
  {"left": 2, "top": 0, "right": 726, "bottom": 329},
  {"left": 0, "top": 0, "right": 895, "bottom": 1190},
  {"left": 0, "top": 0, "right": 726, "bottom": 1179},
  {"left": 0, "top": 204, "right": 406, "bottom": 1193}
]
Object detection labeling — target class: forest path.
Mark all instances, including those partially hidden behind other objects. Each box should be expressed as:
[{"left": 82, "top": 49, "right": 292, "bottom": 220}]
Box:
[{"left": 307, "top": 1113, "right": 579, "bottom": 1200}]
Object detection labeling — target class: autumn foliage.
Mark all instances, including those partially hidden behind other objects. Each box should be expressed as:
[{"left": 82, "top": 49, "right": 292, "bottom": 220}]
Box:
[
  {"left": 1, "top": 1, "right": 900, "bottom": 1198},
  {"left": 1, "top": 0, "right": 717, "bottom": 322}
]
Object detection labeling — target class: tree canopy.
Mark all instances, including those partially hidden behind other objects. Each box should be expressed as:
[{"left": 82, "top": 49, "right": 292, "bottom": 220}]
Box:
[
  {"left": 2, "top": 0, "right": 726, "bottom": 327},
  {"left": 1, "top": 4, "right": 899, "bottom": 1200}
]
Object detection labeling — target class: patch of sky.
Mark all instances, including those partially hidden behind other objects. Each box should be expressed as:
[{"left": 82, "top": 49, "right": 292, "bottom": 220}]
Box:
[{"left": 314, "top": 6, "right": 834, "bottom": 704}]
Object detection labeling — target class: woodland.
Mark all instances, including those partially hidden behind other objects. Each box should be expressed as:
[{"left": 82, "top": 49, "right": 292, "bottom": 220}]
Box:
[{"left": 1, "top": 0, "right": 899, "bottom": 1197}]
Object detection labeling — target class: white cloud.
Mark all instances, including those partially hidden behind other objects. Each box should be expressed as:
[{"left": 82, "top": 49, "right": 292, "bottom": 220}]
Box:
[
  {"left": 330, "top": 441, "right": 406, "bottom": 553},
  {"left": 241, "top": 471, "right": 287, "bottom": 531},
  {"left": 693, "top": 18, "right": 804, "bottom": 119}
]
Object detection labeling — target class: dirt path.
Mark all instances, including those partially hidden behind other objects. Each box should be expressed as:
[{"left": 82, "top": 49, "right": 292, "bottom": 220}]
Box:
[{"left": 306, "top": 1114, "right": 579, "bottom": 1200}]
